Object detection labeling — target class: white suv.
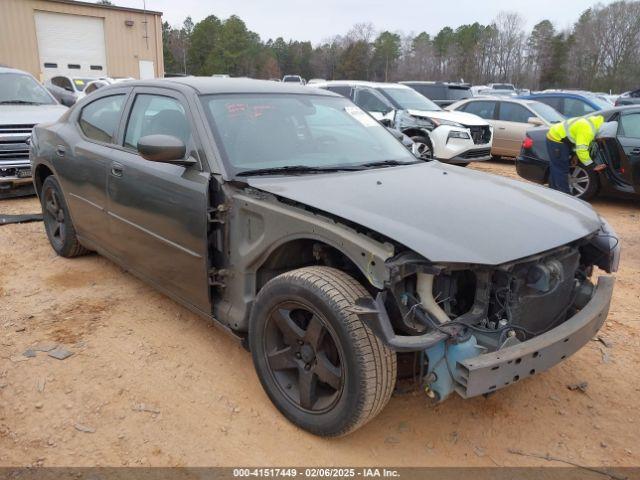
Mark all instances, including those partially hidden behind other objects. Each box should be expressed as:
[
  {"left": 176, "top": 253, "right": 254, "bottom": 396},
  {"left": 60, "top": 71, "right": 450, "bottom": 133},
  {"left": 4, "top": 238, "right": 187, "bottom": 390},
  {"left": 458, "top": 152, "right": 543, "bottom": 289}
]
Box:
[{"left": 312, "top": 81, "right": 493, "bottom": 165}]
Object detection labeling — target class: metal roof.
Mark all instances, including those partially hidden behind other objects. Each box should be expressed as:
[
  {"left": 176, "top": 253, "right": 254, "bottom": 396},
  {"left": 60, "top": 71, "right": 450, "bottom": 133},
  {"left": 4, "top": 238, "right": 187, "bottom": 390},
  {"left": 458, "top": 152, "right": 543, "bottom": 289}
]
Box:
[{"left": 42, "top": 0, "right": 162, "bottom": 16}]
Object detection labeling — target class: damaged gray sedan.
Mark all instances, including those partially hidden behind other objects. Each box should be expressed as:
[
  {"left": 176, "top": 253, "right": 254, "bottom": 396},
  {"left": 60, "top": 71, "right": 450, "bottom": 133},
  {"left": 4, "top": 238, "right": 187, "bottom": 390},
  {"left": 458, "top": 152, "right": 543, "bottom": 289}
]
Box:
[{"left": 30, "top": 78, "right": 620, "bottom": 436}]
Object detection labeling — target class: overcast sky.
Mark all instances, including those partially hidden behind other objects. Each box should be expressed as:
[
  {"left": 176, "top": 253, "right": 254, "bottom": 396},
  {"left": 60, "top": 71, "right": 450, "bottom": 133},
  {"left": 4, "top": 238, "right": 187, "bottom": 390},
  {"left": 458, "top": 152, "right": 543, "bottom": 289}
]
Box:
[{"left": 121, "top": 0, "right": 614, "bottom": 43}]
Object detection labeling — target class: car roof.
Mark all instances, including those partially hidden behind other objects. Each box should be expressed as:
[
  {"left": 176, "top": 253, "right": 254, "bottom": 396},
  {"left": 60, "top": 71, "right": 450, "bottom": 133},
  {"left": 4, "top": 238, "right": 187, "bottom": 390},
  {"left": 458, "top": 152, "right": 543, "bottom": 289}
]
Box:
[
  {"left": 400, "top": 81, "right": 470, "bottom": 87},
  {"left": 311, "top": 80, "right": 412, "bottom": 90},
  {"left": 0, "top": 66, "right": 33, "bottom": 75},
  {"left": 459, "top": 96, "right": 538, "bottom": 106},
  {"left": 119, "top": 77, "right": 337, "bottom": 96}
]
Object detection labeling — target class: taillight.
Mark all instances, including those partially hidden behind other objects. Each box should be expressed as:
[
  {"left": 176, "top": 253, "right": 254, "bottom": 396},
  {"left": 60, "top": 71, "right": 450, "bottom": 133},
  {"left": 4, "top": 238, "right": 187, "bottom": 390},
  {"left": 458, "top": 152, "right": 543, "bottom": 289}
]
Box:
[{"left": 522, "top": 137, "right": 533, "bottom": 149}]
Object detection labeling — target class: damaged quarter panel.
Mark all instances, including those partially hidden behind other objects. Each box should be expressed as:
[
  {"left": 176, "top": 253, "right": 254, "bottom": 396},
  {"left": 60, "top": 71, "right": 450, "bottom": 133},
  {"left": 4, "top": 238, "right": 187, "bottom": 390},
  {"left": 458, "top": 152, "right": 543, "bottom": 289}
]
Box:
[{"left": 215, "top": 185, "right": 395, "bottom": 332}]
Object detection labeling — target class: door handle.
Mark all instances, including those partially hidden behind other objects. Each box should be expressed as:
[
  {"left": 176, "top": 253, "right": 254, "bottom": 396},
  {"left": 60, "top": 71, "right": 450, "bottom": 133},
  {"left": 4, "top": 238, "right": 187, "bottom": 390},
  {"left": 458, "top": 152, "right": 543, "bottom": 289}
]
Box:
[
  {"left": 55, "top": 145, "right": 66, "bottom": 157},
  {"left": 111, "top": 162, "right": 124, "bottom": 177}
]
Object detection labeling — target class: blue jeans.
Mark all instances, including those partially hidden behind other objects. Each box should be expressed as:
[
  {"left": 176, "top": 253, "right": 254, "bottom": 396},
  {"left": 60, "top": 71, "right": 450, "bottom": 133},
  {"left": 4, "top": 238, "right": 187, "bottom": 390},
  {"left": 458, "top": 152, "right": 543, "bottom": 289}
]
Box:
[{"left": 546, "top": 138, "right": 571, "bottom": 194}]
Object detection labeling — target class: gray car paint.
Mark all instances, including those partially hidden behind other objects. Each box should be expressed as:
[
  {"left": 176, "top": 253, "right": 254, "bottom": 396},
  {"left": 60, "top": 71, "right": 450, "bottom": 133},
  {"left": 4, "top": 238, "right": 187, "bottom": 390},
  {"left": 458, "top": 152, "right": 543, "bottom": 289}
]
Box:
[
  {"left": 31, "top": 77, "right": 606, "bottom": 335},
  {"left": 248, "top": 161, "right": 602, "bottom": 265}
]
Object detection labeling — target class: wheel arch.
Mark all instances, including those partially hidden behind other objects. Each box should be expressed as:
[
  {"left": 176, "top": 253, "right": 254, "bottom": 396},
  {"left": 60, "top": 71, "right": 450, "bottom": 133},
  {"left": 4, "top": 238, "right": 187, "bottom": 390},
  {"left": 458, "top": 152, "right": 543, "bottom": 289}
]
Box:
[
  {"left": 33, "top": 163, "right": 55, "bottom": 198},
  {"left": 254, "top": 236, "right": 380, "bottom": 297},
  {"left": 402, "top": 127, "right": 432, "bottom": 141}
]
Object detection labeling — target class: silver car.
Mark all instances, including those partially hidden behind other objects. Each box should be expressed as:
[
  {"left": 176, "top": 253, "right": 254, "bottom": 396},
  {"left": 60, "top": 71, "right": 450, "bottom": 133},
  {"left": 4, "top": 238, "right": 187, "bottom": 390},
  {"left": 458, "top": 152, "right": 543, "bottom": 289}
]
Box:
[{"left": 0, "top": 67, "right": 67, "bottom": 195}]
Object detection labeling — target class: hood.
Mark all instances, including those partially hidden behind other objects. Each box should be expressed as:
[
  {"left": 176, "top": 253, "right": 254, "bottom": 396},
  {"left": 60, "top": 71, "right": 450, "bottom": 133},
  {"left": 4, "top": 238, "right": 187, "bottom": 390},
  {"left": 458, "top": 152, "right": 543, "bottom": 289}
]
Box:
[
  {"left": 0, "top": 104, "right": 67, "bottom": 126},
  {"left": 248, "top": 162, "right": 602, "bottom": 265},
  {"left": 407, "top": 109, "right": 488, "bottom": 127}
]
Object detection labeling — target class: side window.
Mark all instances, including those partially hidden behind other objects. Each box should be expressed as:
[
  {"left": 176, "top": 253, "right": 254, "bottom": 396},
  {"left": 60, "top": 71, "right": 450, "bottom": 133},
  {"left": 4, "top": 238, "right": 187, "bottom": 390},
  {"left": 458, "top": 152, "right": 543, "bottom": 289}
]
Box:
[
  {"left": 78, "top": 94, "right": 126, "bottom": 143},
  {"left": 124, "top": 94, "right": 191, "bottom": 151},
  {"left": 354, "top": 88, "right": 390, "bottom": 113},
  {"left": 619, "top": 113, "right": 640, "bottom": 139},
  {"left": 537, "top": 97, "right": 563, "bottom": 113},
  {"left": 52, "top": 76, "right": 70, "bottom": 90},
  {"left": 461, "top": 101, "right": 496, "bottom": 119},
  {"left": 498, "top": 102, "right": 532, "bottom": 123},
  {"left": 324, "top": 86, "right": 352, "bottom": 98},
  {"left": 564, "top": 98, "right": 596, "bottom": 118}
]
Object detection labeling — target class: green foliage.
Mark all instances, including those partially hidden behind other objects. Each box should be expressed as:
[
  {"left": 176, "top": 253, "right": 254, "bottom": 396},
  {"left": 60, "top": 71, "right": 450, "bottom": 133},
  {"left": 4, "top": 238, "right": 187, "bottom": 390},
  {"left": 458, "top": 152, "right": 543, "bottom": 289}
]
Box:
[
  {"left": 372, "top": 31, "right": 401, "bottom": 81},
  {"left": 160, "top": 3, "right": 640, "bottom": 91}
]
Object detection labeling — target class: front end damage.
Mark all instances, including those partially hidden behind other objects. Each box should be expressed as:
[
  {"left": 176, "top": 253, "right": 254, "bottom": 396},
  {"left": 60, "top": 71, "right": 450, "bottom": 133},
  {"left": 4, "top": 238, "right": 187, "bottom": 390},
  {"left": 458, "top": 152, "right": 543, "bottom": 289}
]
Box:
[{"left": 352, "top": 220, "right": 620, "bottom": 402}]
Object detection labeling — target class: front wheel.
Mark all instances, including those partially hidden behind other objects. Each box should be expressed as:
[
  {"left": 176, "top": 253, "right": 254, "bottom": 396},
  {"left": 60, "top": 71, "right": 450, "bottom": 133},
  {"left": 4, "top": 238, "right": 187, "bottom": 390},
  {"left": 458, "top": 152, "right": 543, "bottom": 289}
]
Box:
[
  {"left": 249, "top": 267, "right": 397, "bottom": 436},
  {"left": 569, "top": 164, "right": 599, "bottom": 201},
  {"left": 411, "top": 135, "right": 433, "bottom": 160}
]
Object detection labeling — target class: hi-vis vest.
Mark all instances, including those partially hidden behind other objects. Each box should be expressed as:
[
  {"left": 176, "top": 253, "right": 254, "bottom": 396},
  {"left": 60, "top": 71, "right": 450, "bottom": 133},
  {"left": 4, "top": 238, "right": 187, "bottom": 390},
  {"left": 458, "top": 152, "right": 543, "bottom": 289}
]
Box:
[{"left": 547, "top": 115, "right": 604, "bottom": 166}]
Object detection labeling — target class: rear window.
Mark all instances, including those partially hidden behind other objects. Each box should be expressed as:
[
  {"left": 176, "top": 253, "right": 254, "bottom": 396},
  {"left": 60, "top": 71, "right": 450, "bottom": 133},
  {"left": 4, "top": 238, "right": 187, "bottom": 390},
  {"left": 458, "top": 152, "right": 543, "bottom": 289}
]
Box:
[
  {"left": 529, "top": 102, "right": 564, "bottom": 123},
  {"left": 406, "top": 84, "right": 446, "bottom": 100},
  {"left": 447, "top": 86, "right": 471, "bottom": 100}
]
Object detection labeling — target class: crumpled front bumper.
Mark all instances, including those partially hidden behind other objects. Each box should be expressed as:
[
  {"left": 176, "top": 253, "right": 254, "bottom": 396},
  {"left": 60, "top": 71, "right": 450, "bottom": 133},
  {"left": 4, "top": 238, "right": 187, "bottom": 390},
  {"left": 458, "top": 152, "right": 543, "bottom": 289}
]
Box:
[{"left": 455, "top": 275, "right": 615, "bottom": 398}]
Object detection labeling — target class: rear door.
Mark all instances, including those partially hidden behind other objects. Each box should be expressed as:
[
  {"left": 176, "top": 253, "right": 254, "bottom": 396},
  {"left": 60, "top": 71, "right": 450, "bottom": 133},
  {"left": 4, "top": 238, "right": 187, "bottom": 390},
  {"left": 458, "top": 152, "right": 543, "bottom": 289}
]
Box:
[
  {"left": 494, "top": 101, "right": 533, "bottom": 157},
  {"left": 615, "top": 110, "right": 640, "bottom": 191},
  {"left": 56, "top": 89, "right": 129, "bottom": 245},
  {"left": 105, "top": 87, "right": 211, "bottom": 313}
]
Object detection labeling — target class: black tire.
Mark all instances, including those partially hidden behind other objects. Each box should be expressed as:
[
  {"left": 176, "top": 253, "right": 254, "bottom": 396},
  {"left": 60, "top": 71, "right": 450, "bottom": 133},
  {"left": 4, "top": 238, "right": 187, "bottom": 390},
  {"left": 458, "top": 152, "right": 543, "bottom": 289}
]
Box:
[
  {"left": 249, "top": 266, "right": 397, "bottom": 436},
  {"left": 410, "top": 135, "right": 433, "bottom": 160},
  {"left": 40, "top": 176, "right": 89, "bottom": 258},
  {"left": 569, "top": 164, "right": 599, "bottom": 201}
]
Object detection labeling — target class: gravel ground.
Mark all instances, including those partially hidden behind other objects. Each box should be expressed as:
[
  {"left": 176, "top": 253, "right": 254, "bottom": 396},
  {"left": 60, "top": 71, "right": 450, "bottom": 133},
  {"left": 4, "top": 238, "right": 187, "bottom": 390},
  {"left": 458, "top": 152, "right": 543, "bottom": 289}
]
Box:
[{"left": 0, "top": 161, "right": 639, "bottom": 467}]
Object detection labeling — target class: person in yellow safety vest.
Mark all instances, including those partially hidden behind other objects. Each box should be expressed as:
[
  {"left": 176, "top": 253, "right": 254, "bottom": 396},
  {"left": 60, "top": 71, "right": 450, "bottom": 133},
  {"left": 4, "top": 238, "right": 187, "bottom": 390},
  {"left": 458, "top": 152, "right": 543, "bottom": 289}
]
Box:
[{"left": 545, "top": 114, "right": 607, "bottom": 194}]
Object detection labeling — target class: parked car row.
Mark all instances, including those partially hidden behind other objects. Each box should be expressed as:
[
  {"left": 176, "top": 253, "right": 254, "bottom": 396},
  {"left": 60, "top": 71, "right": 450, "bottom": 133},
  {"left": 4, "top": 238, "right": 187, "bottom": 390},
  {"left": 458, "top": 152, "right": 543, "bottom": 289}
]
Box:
[{"left": 312, "top": 80, "right": 493, "bottom": 165}]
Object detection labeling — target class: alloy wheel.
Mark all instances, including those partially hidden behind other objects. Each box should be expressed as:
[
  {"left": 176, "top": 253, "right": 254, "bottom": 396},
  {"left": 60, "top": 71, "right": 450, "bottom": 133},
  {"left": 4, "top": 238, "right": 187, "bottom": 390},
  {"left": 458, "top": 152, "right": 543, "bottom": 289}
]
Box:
[
  {"left": 263, "top": 301, "right": 344, "bottom": 413},
  {"left": 569, "top": 165, "right": 590, "bottom": 197},
  {"left": 43, "top": 187, "right": 65, "bottom": 248},
  {"left": 412, "top": 141, "right": 432, "bottom": 160}
]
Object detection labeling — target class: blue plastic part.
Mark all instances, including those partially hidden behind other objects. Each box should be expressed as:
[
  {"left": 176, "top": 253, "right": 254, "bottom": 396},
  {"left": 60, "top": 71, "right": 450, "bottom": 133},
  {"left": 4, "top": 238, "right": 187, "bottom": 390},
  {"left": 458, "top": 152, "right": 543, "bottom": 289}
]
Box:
[{"left": 425, "top": 335, "right": 483, "bottom": 401}]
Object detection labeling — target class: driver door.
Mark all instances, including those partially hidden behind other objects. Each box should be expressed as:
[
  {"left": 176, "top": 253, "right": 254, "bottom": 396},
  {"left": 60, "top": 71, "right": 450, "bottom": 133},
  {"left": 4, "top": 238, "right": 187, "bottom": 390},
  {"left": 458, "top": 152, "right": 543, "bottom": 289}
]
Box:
[
  {"left": 615, "top": 111, "right": 640, "bottom": 192},
  {"left": 105, "top": 87, "right": 211, "bottom": 313}
]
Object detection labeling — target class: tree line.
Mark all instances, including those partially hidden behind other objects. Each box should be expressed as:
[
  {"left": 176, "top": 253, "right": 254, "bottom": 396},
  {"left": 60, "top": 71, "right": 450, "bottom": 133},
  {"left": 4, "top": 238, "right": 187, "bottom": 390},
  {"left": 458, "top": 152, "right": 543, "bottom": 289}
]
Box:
[{"left": 162, "top": 0, "right": 640, "bottom": 93}]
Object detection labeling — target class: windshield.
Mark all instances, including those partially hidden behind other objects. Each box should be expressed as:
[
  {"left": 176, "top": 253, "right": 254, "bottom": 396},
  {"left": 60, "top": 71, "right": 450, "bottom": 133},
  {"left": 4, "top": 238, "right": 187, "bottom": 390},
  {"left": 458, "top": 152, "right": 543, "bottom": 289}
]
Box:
[
  {"left": 201, "top": 94, "right": 416, "bottom": 176},
  {"left": 529, "top": 102, "right": 564, "bottom": 123},
  {"left": 72, "top": 78, "right": 94, "bottom": 92},
  {"left": 378, "top": 87, "right": 441, "bottom": 111},
  {"left": 491, "top": 84, "right": 515, "bottom": 90},
  {"left": 0, "top": 73, "right": 56, "bottom": 105}
]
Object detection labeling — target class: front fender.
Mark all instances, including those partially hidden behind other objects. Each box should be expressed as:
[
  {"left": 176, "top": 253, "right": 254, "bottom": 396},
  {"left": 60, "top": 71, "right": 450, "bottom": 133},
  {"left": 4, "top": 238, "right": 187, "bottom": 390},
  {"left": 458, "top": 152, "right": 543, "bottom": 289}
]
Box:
[{"left": 216, "top": 188, "right": 396, "bottom": 332}]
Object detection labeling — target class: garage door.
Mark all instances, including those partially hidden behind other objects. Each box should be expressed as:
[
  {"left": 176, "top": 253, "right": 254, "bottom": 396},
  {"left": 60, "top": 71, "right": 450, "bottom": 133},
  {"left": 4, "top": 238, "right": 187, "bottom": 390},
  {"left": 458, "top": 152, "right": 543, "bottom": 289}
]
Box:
[{"left": 34, "top": 11, "right": 107, "bottom": 80}]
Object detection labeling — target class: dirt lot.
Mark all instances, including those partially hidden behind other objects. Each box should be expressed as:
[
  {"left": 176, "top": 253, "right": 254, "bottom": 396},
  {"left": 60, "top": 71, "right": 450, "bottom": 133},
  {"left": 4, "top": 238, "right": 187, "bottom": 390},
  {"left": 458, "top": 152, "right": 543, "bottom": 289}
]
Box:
[{"left": 1, "top": 161, "right": 639, "bottom": 468}]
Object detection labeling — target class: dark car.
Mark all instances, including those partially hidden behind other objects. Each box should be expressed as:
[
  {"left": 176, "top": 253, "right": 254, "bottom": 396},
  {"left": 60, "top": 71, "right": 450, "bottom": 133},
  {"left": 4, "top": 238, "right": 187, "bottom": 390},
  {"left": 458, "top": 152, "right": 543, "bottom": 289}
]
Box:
[
  {"left": 518, "top": 92, "right": 611, "bottom": 118},
  {"left": 400, "top": 81, "right": 471, "bottom": 108},
  {"left": 615, "top": 89, "right": 640, "bottom": 106},
  {"left": 517, "top": 106, "right": 640, "bottom": 201},
  {"left": 30, "top": 78, "right": 619, "bottom": 437}
]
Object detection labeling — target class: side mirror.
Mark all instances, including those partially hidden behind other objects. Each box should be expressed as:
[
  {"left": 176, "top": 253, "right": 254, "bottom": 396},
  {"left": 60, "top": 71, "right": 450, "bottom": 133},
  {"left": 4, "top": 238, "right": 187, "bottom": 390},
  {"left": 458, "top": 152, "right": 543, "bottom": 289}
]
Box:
[
  {"left": 137, "top": 134, "right": 193, "bottom": 165},
  {"left": 527, "top": 116, "right": 544, "bottom": 126}
]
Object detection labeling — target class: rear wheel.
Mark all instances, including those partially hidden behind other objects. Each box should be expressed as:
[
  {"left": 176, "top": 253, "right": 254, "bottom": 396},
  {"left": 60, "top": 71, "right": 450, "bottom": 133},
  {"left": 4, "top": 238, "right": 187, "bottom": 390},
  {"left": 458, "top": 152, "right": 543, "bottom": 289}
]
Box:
[
  {"left": 569, "top": 164, "right": 599, "bottom": 201},
  {"left": 249, "top": 267, "right": 396, "bottom": 436},
  {"left": 41, "top": 176, "right": 89, "bottom": 258}
]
